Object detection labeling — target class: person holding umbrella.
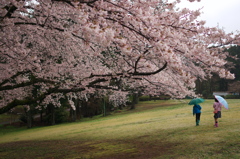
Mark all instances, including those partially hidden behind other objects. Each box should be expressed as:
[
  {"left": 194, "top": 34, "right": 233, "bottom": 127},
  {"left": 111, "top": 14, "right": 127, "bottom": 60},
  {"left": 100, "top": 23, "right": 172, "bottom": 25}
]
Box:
[
  {"left": 193, "top": 104, "right": 202, "bottom": 126},
  {"left": 213, "top": 95, "right": 228, "bottom": 127},
  {"left": 189, "top": 98, "right": 204, "bottom": 126},
  {"left": 213, "top": 98, "right": 222, "bottom": 127}
]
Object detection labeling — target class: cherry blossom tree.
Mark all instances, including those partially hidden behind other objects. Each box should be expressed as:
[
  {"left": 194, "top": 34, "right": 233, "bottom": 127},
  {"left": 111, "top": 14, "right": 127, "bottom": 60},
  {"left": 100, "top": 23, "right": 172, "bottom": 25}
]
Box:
[{"left": 1, "top": 0, "right": 240, "bottom": 114}]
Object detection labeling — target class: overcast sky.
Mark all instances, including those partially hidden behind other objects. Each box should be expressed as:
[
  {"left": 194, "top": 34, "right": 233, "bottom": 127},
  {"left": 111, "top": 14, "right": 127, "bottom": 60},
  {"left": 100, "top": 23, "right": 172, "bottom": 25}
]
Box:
[{"left": 175, "top": 0, "right": 240, "bottom": 33}]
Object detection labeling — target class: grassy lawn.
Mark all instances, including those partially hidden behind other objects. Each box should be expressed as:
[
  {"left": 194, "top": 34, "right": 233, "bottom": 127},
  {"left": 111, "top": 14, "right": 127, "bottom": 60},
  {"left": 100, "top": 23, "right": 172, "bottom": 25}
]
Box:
[{"left": 0, "top": 99, "right": 240, "bottom": 159}]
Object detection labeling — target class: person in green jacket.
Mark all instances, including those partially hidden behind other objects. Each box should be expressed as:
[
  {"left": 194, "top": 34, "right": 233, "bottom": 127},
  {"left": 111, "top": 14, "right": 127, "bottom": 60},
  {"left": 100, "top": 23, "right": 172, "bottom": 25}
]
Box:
[{"left": 193, "top": 104, "right": 202, "bottom": 126}]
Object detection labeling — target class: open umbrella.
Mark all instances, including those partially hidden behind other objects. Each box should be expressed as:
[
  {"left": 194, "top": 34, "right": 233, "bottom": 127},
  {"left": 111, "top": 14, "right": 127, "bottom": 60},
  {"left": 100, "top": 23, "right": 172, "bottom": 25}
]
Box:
[
  {"left": 188, "top": 98, "right": 205, "bottom": 105},
  {"left": 214, "top": 95, "right": 229, "bottom": 109}
]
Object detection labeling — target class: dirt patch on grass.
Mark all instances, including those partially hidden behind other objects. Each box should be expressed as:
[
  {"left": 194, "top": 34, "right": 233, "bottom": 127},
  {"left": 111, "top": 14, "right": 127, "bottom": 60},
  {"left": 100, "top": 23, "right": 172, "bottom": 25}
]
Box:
[
  {"left": 98, "top": 139, "right": 177, "bottom": 159},
  {"left": 0, "top": 137, "right": 178, "bottom": 159}
]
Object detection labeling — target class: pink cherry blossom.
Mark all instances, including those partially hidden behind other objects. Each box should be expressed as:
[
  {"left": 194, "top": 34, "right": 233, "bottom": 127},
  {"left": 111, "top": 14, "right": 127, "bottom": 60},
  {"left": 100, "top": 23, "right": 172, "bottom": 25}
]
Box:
[{"left": 0, "top": 0, "right": 239, "bottom": 113}]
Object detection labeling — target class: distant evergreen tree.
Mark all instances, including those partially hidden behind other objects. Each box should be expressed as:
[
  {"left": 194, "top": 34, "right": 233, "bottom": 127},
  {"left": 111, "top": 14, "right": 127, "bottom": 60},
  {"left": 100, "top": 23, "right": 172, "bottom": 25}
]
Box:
[{"left": 226, "top": 45, "right": 240, "bottom": 81}]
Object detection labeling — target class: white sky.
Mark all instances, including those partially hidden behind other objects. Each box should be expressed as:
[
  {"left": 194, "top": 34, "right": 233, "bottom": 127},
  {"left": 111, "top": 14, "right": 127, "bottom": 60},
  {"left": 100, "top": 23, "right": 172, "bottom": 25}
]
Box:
[
  {"left": 30, "top": 0, "right": 240, "bottom": 33},
  {"left": 174, "top": 0, "right": 240, "bottom": 33}
]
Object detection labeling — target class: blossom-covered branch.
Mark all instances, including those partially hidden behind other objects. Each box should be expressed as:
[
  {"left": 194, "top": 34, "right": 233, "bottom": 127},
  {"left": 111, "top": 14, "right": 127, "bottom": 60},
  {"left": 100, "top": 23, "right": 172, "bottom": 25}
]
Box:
[{"left": 0, "top": 0, "right": 240, "bottom": 114}]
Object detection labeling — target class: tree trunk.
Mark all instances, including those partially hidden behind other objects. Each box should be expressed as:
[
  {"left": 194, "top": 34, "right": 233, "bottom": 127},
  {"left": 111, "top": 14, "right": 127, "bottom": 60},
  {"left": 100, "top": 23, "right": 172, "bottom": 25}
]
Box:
[
  {"left": 102, "top": 98, "right": 106, "bottom": 117},
  {"left": 75, "top": 99, "right": 81, "bottom": 119},
  {"left": 50, "top": 105, "right": 55, "bottom": 125},
  {"left": 130, "top": 93, "right": 138, "bottom": 110},
  {"left": 40, "top": 110, "right": 43, "bottom": 123},
  {"left": 27, "top": 107, "right": 32, "bottom": 128},
  {"left": 70, "top": 107, "right": 76, "bottom": 122},
  {"left": 118, "top": 104, "right": 123, "bottom": 110}
]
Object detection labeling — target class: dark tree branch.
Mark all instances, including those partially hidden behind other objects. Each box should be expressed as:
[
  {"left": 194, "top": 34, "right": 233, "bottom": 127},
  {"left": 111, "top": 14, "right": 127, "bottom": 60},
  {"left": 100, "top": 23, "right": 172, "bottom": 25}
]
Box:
[
  {"left": 0, "top": 77, "right": 117, "bottom": 114},
  {"left": 106, "top": 17, "right": 150, "bottom": 41},
  {"left": 51, "top": 0, "right": 75, "bottom": 7},
  {"left": 91, "top": 62, "right": 168, "bottom": 77},
  {"left": 0, "top": 78, "right": 56, "bottom": 91},
  {"left": 52, "top": 0, "right": 98, "bottom": 6},
  {"left": 14, "top": 22, "right": 65, "bottom": 32},
  {"left": 0, "top": 86, "right": 60, "bottom": 114},
  {"left": 87, "top": 78, "right": 108, "bottom": 86},
  {"left": 131, "top": 62, "right": 168, "bottom": 76},
  {"left": 0, "top": 70, "right": 31, "bottom": 87},
  {"left": 134, "top": 49, "right": 149, "bottom": 73},
  {"left": 3, "top": 3, "right": 18, "bottom": 18}
]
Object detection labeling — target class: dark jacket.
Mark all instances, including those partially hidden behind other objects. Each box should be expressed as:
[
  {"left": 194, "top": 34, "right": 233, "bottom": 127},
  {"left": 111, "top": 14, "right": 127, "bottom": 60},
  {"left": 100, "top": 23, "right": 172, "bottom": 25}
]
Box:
[{"left": 193, "top": 104, "right": 201, "bottom": 115}]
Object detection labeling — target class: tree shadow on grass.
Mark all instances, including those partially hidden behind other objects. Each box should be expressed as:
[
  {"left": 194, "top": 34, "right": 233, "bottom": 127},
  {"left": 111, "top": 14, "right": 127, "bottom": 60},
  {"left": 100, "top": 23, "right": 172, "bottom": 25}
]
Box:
[{"left": 0, "top": 138, "right": 179, "bottom": 159}]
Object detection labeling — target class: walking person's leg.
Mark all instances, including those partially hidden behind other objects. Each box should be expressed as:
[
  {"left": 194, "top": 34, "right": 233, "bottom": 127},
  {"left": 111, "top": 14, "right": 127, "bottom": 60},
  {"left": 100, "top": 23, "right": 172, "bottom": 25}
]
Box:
[
  {"left": 216, "top": 111, "right": 221, "bottom": 127},
  {"left": 195, "top": 114, "right": 198, "bottom": 126},
  {"left": 198, "top": 113, "right": 201, "bottom": 125},
  {"left": 214, "top": 112, "right": 219, "bottom": 127},
  {"left": 196, "top": 113, "right": 200, "bottom": 126},
  {"left": 214, "top": 118, "right": 218, "bottom": 127}
]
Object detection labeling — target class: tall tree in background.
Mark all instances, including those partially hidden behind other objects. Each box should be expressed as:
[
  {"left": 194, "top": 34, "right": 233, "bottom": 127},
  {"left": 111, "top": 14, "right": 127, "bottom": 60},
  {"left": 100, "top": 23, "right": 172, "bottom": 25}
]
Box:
[
  {"left": 0, "top": 0, "right": 240, "bottom": 114},
  {"left": 225, "top": 45, "right": 240, "bottom": 96},
  {"left": 226, "top": 45, "right": 240, "bottom": 81}
]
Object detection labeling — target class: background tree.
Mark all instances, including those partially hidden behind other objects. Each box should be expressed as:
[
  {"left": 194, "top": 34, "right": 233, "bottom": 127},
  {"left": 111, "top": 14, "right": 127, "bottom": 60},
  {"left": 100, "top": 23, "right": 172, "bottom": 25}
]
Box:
[
  {"left": 226, "top": 45, "right": 240, "bottom": 81},
  {"left": 195, "top": 45, "right": 240, "bottom": 97}
]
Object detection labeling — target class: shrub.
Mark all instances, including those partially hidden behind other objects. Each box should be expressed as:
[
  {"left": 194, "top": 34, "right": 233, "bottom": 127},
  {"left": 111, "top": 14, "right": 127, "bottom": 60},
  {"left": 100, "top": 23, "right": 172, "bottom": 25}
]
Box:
[
  {"left": 225, "top": 95, "right": 240, "bottom": 99},
  {"left": 139, "top": 96, "right": 150, "bottom": 101}
]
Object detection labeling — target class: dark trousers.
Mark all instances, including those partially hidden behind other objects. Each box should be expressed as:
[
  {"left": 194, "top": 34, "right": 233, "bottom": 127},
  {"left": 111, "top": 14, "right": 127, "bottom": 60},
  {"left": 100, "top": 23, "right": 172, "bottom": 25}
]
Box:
[{"left": 196, "top": 113, "right": 201, "bottom": 122}]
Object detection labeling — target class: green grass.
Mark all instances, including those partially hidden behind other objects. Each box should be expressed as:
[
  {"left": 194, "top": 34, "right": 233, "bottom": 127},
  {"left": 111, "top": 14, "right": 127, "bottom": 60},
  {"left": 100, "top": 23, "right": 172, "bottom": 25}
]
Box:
[{"left": 0, "top": 99, "right": 240, "bottom": 159}]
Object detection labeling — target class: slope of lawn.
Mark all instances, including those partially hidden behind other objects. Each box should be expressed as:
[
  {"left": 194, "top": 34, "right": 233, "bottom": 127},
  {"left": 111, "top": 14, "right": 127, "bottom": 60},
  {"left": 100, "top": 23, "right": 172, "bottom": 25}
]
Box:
[{"left": 0, "top": 99, "right": 240, "bottom": 159}]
